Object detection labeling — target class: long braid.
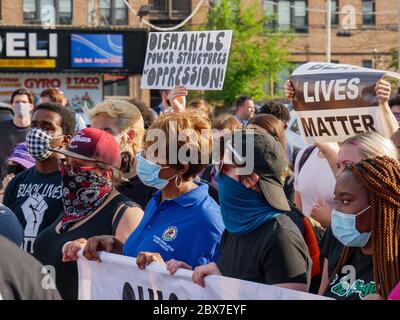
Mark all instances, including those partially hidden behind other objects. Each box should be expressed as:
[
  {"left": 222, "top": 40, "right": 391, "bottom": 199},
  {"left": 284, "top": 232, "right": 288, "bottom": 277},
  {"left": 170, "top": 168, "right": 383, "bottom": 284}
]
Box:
[
  {"left": 331, "top": 246, "right": 356, "bottom": 280},
  {"left": 348, "top": 156, "right": 400, "bottom": 298},
  {"left": 370, "top": 196, "right": 382, "bottom": 295}
]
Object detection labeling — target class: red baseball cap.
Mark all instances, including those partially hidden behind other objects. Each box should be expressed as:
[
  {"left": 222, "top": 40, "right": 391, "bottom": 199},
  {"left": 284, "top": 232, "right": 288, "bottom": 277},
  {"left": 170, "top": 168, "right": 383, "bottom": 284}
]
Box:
[{"left": 51, "top": 128, "right": 121, "bottom": 168}]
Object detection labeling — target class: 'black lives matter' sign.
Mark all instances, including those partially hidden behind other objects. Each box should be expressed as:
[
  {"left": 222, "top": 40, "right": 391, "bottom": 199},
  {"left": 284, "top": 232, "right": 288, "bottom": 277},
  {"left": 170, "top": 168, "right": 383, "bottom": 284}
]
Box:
[
  {"left": 140, "top": 30, "right": 232, "bottom": 90},
  {"left": 291, "top": 62, "right": 400, "bottom": 143}
]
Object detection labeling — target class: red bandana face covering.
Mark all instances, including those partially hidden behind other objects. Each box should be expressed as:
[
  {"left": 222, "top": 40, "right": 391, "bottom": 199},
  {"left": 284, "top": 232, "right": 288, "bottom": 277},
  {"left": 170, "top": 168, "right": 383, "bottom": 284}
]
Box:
[{"left": 60, "top": 166, "right": 113, "bottom": 232}]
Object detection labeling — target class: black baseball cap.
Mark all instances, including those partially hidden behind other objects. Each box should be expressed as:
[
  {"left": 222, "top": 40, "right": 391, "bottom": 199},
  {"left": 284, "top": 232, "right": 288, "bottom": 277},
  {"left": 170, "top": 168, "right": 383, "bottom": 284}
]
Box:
[{"left": 226, "top": 129, "right": 291, "bottom": 211}]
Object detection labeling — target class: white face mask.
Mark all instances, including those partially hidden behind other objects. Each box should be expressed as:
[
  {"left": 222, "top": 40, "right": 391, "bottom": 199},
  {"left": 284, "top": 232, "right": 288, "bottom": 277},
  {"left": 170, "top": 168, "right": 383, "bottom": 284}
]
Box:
[{"left": 14, "top": 102, "right": 31, "bottom": 118}]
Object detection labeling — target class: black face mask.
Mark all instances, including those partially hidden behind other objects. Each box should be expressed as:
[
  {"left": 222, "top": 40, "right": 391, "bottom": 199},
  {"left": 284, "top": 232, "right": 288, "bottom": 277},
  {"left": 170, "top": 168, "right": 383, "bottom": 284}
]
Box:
[{"left": 6, "top": 164, "right": 25, "bottom": 175}]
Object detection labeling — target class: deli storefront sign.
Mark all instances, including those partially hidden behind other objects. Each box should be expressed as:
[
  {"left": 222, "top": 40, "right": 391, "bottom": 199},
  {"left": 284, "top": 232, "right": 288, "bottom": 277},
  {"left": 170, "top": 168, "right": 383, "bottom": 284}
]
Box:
[
  {"left": 0, "top": 28, "right": 147, "bottom": 74},
  {"left": 0, "top": 32, "right": 57, "bottom": 68},
  {"left": 0, "top": 74, "right": 103, "bottom": 112}
]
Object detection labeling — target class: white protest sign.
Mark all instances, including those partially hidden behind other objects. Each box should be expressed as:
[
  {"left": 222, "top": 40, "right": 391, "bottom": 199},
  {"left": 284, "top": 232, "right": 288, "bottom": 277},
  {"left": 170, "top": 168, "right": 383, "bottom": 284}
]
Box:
[
  {"left": 290, "top": 62, "right": 400, "bottom": 143},
  {"left": 141, "top": 30, "right": 232, "bottom": 90},
  {"left": 77, "top": 251, "right": 332, "bottom": 300}
]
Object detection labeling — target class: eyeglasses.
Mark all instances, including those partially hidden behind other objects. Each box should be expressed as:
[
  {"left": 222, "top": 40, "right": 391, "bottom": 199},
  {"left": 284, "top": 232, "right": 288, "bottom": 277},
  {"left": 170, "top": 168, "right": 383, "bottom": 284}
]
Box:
[{"left": 59, "top": 159, "right": 99, "bottom": 176}]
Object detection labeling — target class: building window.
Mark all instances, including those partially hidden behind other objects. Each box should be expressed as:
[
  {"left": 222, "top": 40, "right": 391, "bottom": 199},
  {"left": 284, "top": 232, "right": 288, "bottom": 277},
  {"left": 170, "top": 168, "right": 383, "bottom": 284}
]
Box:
[
  {"left": 23, "top": 0, "right": 72, "bottom": 25},
  {"left": 59, "top": 0, "right": 72, "bottom": 24},
  {"left": 362, "top": 0, "right": 375, "bottom": 26},
  {"left": 104, "top": 75, "right": 130, "bottom": 97},
  {"left": 331, "top": 0, "right": 338, "bottom": 26},
  {"left": 149, "top": 0, "right": 192, "bottom": 19},
  {"left": 264, "top": 0, "right": 308, "bottom": 33},
  {"left": 99, "top": 0, "right": 128, "bottom": 26},
  {"left": 363, "top": 60, "right": 373, "bottom": 68}
]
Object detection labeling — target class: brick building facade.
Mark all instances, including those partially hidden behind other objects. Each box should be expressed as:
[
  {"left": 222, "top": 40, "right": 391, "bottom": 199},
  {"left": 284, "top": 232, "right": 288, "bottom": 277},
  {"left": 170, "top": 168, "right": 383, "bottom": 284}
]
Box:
[
  {"left": 0, "top": 0, "right": 209, "bottom": 107},
  {"left": 0, "top": 0, "right": 398, "bottom": 104},
  {"left": 280, "top": 0, "right": 398, "bottom": 69}
]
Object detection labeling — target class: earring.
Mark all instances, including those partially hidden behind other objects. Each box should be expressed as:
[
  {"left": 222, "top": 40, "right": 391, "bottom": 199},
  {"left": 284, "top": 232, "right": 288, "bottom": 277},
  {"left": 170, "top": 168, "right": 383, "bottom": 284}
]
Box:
[{"left": 175, "top": 174, "right": 182, "bottom": 188}]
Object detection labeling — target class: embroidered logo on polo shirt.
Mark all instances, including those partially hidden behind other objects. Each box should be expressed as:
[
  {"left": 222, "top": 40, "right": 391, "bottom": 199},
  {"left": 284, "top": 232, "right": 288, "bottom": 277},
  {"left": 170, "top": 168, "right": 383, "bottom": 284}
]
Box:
[{"left": 162, "top": 226, "right": 178, "bottom": 241}]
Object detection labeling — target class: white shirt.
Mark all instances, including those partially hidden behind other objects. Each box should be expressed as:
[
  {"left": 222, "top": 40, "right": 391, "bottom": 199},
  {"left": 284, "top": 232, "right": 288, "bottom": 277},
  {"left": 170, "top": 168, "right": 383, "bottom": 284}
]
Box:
[{"left": 294, "top": 146, "right": 336, "bottom": 217}]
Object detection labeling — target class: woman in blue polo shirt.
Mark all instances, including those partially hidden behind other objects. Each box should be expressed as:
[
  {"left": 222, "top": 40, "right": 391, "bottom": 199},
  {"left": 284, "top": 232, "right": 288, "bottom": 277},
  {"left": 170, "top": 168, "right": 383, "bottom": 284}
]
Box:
[{"left": 63, "top": 110, "right": 224, "bottom": 269}]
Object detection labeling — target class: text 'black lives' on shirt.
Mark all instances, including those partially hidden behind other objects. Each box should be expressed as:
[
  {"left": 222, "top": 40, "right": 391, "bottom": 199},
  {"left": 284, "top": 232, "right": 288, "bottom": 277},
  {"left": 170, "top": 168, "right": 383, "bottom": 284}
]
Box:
[
  {"left": 2, "top": 166, "right": 63, "bottom": 254},
  {"left": 216, "top": 214, "right": 312, "bottom": 288}
]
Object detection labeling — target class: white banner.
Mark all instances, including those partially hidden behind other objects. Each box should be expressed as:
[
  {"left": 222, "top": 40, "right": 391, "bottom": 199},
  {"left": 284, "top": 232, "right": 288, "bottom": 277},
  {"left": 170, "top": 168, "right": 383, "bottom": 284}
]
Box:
[
  {"left": 77, "top": 252, "right": 331, "bottom": 300},
  {"left": 291, "top": 62, "right": 400, "bottom": 143},
  {"left": 140, "top": 30, "right": 232, "bottom": 90},
  {"left": 0, "top": 73, "right": 103, "bottom": 114}
]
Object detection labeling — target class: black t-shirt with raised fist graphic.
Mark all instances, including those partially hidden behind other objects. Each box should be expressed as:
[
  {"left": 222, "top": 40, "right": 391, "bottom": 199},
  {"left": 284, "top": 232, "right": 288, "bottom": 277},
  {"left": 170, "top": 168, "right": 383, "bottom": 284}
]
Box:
[{"left": 3, "top": 166, "right": 63, "bottom": 254}]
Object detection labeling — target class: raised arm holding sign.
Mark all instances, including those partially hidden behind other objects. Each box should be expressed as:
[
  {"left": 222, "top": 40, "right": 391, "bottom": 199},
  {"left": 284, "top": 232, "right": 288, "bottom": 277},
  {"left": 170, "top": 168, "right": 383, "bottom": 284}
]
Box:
[
  {"left": 141, "top": 30, "right": 232, "bottom": 91},
  {"left": 288, "top": 62, "right": 399, "bottom": 144},
  {"left": 285, "top": 75, "right": 396, "bottom": 176},
  {"left": 167, "top": 85, "right": 188, "bottom": 113}
]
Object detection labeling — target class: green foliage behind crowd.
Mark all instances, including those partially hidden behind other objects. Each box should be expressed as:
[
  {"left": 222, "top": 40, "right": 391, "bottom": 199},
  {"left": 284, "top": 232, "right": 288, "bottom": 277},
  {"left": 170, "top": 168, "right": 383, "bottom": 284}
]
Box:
[{"left": 189, "top": 0, "right": 293, "bottom": 107}]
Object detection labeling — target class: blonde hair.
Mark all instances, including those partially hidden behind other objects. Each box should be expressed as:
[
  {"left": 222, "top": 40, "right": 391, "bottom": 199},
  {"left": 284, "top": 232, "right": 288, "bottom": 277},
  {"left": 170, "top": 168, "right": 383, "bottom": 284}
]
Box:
[
  {"left": 89, "top": 99, "right": 145, "bottom": 155},
  {"left": 213, "top": 114, "right": 242, "bottom": 131},
  {"left": 342, "top": 131, "right": 399, "bottom": 160},
  {"left": 144, "top": 109, "right": 212, "bottom": 180},
  {"left": 186, "top": 99, "right": 214, "bottom": 121}
]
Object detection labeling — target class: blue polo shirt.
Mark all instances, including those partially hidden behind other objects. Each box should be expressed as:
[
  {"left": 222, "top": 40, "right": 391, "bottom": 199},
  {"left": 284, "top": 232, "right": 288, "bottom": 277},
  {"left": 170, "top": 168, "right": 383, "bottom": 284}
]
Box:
[
  {"left": 234, "top": 114, "right": 248, "bottom": 126},
  {"left": 122, "top": 182, "right": 224, "bottom": 268}
]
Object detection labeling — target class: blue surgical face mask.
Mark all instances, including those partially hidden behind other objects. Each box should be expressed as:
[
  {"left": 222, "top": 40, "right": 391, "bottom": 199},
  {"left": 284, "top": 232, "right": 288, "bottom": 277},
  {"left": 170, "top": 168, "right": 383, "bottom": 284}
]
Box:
[
  {"left": 136, "top": 154, "right": 175, "bottom": 190},
  {"left": 331, "top": 205, "right": 371, "bottom": 247}
]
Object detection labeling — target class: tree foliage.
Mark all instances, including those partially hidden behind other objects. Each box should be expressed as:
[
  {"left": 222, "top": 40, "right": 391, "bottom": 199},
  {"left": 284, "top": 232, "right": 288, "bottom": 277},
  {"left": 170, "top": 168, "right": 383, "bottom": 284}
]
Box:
[{"left": 193, "top": 0, "right": 293, "bottom": 106}]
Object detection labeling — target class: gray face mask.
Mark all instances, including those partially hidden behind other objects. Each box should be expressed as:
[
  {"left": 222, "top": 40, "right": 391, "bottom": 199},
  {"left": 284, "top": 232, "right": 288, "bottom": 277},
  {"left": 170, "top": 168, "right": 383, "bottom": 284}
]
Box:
[{"left": 14, "top": 102, "right": 31, "bottom": 118}]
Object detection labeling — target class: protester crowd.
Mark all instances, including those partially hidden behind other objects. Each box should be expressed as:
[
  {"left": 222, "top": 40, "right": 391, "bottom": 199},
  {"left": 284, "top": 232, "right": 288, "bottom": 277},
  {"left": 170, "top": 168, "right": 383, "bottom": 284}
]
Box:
[{"left": 1, "top": 77, "right": 400, "bottom": 301}]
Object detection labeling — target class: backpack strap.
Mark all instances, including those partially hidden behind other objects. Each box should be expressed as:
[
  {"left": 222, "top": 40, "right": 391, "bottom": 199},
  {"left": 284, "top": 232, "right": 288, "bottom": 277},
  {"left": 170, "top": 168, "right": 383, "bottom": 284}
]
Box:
[
  {"left": 111, "top": 199, "right": 139, "bottom": 236},
  {"left": 298, "top": 145, "right": 317, "bottom": 175}
]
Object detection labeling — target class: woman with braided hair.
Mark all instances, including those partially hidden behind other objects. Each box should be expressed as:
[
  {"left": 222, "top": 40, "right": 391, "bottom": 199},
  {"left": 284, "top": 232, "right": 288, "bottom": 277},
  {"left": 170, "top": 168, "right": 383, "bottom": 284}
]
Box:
[
  {"left": 324, "top": 156, "right": 400, "bottom": 300},
  {"left": 317, "top": 132, "right": 399, "bottom": 295}
]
